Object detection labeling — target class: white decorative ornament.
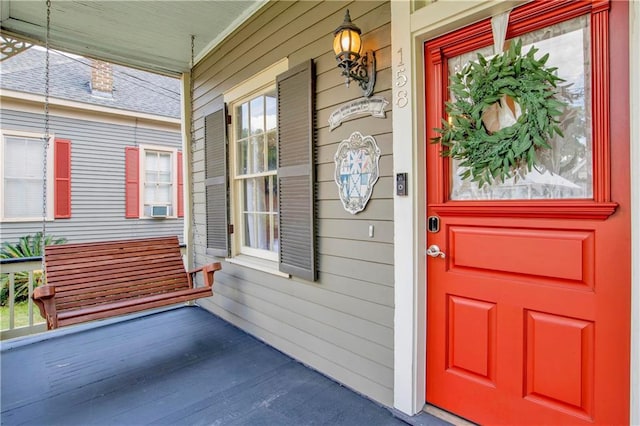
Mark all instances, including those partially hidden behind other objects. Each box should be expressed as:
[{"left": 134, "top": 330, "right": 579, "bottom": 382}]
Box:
[
  {"left": 328, "top": 96, "right": 389, "bottom": 130},
  {"left": 334, "top": 131, "right": 381, "bottom": 214}
]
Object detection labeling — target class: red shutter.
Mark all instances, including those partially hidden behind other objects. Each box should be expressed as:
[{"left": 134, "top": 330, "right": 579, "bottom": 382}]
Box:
[
  {"left": 125, "top": 147, "right": 139, "bottom": 218},
  {"left": 177, "top": 151, "right": 184, "bottom": 217},
  {"left": 54, "top": 138, "right": 72, "bottom": 218}
]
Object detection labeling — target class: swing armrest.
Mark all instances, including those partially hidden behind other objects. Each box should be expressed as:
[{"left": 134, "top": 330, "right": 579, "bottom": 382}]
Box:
[
  {"left": 33, "top": 285, "right": 58, "bottom": 329},
  {"left": 187, "top": 262, "right": 222, "bottom": 289}
]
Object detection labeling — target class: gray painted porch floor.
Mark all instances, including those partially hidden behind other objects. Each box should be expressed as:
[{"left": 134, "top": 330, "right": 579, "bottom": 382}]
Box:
[{"left": 1, "top": 306, "right": 450, "bottom": 426}]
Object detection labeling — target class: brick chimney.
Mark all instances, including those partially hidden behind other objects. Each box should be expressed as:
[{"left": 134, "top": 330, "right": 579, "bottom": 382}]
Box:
[{"left": 91, "top": 59, "right": 113, "bottom": 96}]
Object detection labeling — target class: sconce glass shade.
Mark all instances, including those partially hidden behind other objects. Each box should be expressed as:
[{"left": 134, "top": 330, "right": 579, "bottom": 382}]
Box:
[
  {"left": 333, "top": 27, "right": 361, "bottom": 65},
  {"left": 332, "top": 9, "right": 376, "bottom": 97}
]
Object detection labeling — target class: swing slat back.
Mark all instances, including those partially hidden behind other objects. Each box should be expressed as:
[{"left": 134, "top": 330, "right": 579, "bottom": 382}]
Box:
[{"left": 33, "top": 236, "right": 221, "bottom": 329}]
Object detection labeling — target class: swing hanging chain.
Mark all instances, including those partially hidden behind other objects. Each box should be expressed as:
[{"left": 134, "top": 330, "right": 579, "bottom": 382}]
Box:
[
  {"left": 41, "top": 0, "right": 52, "bottom": 276},
  {"left": 190, "top": 34, "right": 197, "bottom": 268}
]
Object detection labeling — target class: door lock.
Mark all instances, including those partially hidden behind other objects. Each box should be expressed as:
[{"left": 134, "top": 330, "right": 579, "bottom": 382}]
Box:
[{"left": 428, "top": 216, "right": 440, "bottom": 233}]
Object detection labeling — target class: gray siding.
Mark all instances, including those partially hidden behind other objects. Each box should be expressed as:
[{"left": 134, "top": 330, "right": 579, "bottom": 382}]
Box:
[
  {"left": 192, "top": 1, "right": 394, "bottom": 406},
  {"left": 0, "top": 109, "right": 184, "bottom": 244}
]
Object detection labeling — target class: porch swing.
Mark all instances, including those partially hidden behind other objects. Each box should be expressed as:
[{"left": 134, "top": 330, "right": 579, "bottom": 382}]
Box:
[{"left": 32, "top": 1, "right": 221, "bottom": 330}]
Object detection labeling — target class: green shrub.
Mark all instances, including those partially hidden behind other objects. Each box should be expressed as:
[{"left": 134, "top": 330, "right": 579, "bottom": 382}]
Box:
[{"left": 1, "top": 233, "right": 67, "bottom": 306}]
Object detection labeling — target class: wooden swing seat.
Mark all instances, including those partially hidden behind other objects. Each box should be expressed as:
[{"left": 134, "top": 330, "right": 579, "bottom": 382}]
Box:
[{"left": 33, "top": 236, "right": 221, "bottom": 330}]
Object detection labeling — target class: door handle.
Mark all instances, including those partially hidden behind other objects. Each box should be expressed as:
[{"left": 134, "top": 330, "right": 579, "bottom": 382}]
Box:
[{"left": 426, "top": 244, "right": 446, "bottom": 258}]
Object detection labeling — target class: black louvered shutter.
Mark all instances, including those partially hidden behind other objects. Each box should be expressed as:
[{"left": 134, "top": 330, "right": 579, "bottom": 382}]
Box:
[
  {"left": 205, "top": 107, "right": 229, "bottom": 257},
  {"left": 277, "top": 60, "right": 317, "bottom": 281}
]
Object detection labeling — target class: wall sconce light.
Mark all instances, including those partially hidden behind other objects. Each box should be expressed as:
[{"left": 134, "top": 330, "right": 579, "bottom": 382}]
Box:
[{"left": 333, "top": 9, "right": 376, "bottom": 97}]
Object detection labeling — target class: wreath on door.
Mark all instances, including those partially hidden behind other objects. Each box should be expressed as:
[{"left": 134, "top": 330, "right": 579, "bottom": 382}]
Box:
[{"left": 432, "top": 40, "right": 566, "bottom": 187}]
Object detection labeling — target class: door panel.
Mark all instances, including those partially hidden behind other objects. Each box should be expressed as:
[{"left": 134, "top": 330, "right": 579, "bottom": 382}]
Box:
[
  {"left": 449, "top": 227, "right": 593, "bottom": 283},
  {"left": 424, "top": 1, "right": 630, "bottom": 424},
  {"left": 524, "top": 310, "right": 594, "bottom": 418},
  {"left": 447, "top": 295, "right": 497, "bottom": 384}
]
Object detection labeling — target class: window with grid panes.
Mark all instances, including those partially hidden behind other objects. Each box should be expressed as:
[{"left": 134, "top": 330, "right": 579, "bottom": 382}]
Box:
[
  {"left": 232, "top": 89, "right": 279, "bottom": 259},
  {"left": 143, "top": 149, "right": 173, "bottom": 216},
  {"left": 206, "top": 59, "right": 316, "bottom": 280},
  {"left": 0, "top": 132, "right": 56, "bottom": 221}
]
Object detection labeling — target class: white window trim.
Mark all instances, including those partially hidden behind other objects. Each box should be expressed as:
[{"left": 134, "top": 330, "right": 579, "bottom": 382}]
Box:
[
  {"left": 226, "top": 254, "right": 290, "bottom": 279},
  {"left": 223, "top": 58, "right": 288, "bottom": 266},
  {"left": 224, "top": 58, "right": 288, "bottom": 102},
  {"left": 137, "top": 143, "right": 179, "bottom": 219},
  {"left": 0, "top": 129, "right": 54, "bottom": 222}
]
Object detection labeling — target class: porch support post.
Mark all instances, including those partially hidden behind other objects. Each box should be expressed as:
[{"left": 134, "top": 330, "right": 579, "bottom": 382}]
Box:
[
  {"left": 180, "top": 72, "right": 194, "bottom": 270},
  {"left": 391, "top": 0, "right": 425, "bottom": 416},
  {"left": 630, "top": 1, "right": 640, "bottom": 424}
]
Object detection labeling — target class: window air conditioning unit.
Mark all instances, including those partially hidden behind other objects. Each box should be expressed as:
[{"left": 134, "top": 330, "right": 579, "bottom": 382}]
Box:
[{"left": 150, "top": 205, "right": 169, "bottom": 218}]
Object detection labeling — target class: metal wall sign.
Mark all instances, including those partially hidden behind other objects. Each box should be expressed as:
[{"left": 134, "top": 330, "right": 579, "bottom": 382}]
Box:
[
  {"left": 334, "top": 131, "right": 381, "bottom": 214},
  {"left": 328, "top": 96, "right": 389, "bottom": 130}
]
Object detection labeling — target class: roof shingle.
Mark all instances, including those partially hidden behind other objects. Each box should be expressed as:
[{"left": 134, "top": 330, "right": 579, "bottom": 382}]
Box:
[{"left": 1, "top": 47, "right": 181, "bottom": 119}]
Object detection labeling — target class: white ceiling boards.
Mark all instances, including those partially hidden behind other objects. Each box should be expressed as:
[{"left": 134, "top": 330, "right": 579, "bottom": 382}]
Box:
[{"left": 0, "top": 0, "right": 266, "bottom": 75}]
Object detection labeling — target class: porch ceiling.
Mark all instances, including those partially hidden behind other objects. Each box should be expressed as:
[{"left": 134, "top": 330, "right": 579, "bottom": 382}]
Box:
[{"left": 0, "top": 0, "right": 266, "bottom": 76}]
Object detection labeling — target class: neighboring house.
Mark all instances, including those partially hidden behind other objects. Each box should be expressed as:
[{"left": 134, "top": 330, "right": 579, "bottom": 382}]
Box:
[
  {"left": 0, "top": 48, "right": 184, "bottom": 244},
  {"left": 1, "top": 1, "right": 638, "bottom": 425}
]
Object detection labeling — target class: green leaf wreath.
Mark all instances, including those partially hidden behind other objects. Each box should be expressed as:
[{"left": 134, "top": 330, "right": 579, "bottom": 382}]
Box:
[{"left": 432, "top": 40, "right": 566, "bottom": 187}]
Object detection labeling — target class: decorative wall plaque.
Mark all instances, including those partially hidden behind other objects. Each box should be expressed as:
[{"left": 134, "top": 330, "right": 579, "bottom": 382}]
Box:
[
  {"left": 328, "top": 96, "right": 389, "bottom": 130},
  {"left": 334, "top": 132, "right": 381, "bottom": 214}
]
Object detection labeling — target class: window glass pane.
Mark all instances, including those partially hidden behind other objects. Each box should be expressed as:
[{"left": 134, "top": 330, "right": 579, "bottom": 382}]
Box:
[
  {"left": 158, "top": 171, "right": 171, "bottom": 183},
  {"left": 5, "top": 137, "right": 43, "bottom": 178},
  {"left": 157, "top": 184, "right": 171, "bottom": 203},
  {"left": 267, "top": 131, "right": 277, "bottom": 171},
  {"left": 272, "top": 213, "right": 279, "bottom": 252},
  {"left": 236, "top": 103, "right": 249, "bottom": 139},
  {"left": 144, "top": 184, "right": 171, "bottom": 203},
  {"left": 249, "top": 136, "right": 265, "bottom": 174},
  {"left": 249, "top": 96, "right": 264, "bottom": 134},
  {"left": 243, "top": 177, "right": 268, "bottom": 212},
  {"left": 5, "top": 180, "right": 42, "bottom": 217},
  {"left": 144, "top": 185, "right": 155, "bottom": 201},
  {"left": 271, "top": 176, "right": 278, "bottom": 212},
  {"left": 271, "top": 175, "right": 279, "bottom": 253},
  {"left": 145, "top": 152, "right": 157, "bottom": 170},
  {"left": 448, "top": 15, "right": 592, "bottom": 200},
  {"left": 4, "top": 138, "right": 23, "bottom": 176},
  {"left": 237, "top": 139, "right": 249, "bottom": 175},
  {"left": 241, "top": 176, "right": 277, "bottom": 253},
  {"left": 243, "top": 212, "right": 271, "bottom": 251},
  {"left": 158, "top": 153, "right": 171, "bottom": 172},
  {"left": 3, "top": 136, "right": 45, "bottom": 218},
  {"left": 263, "top": 176, "right": 272, "bottom": 212},
  {"left": 265, "top": 92, "right": 277, "bottom": 132}
]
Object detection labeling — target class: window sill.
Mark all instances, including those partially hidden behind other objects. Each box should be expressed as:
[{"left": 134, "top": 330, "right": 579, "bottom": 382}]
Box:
[
  {"left": 137, "top": 216, "right": 181, "bottom": 220},
  {"left": 225, "top": 255, "right": 291, "bottom": 279},
  {"left": 1, "top": 217, "right": 54, "bottom": 223}
]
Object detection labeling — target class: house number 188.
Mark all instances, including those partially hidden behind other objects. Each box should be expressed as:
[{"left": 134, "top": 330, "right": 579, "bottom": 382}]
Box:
[{"left": 395, "top": 48, "right": 408, "bottom": 108}]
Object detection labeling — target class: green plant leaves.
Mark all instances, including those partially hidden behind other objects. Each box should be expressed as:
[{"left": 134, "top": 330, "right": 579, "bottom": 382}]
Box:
[
  {"left": 1, "top": 233, "right": 67, "bottom": 305},
  {"left": 432, "top": 39, "right": 567, "bottom": 186},
  {"left": 0, "top": 232, "right": 67, "bottom": 258}
]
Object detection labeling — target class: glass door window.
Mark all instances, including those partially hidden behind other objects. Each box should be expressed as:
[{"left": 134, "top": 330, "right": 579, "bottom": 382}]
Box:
[{"left": 448, "top": 15, "right": 592, "bottom": 200}]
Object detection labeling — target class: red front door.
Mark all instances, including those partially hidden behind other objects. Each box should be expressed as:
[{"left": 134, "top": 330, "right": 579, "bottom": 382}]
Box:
[{"left": 424, "top": 1, "right": 630, "bottom": 424}]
